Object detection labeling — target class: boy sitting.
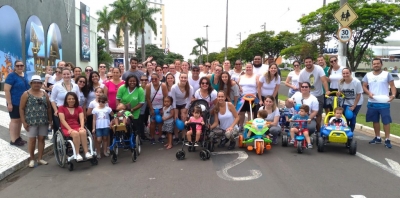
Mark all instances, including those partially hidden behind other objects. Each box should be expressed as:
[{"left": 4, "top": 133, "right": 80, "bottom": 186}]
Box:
[
  {"left": 110, "top": 103, "right": 133, "bottom": 128},
  {"left": 289, "top": 104, "right": 312, "bottom": 148},
  {"left": 246, "top": 110, "right": 268, "bottom": 139},
  {"left": 329, "top": 107, "right": 348, "bottom": 127}
]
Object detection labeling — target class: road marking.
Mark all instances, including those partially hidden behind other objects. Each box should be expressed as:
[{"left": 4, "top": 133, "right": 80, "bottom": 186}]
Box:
[
  {"left": 351, "top": 195, "right": 367, "bottom": 198},
  {"left": 212, "top": 151, "right": 262, "bottom": 181},
  {"left": 356, "top": 152, "right": 400, "bottom": 178}
]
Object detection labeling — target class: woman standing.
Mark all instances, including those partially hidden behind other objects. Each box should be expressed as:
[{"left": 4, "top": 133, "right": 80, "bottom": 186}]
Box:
[
  {"left": 259, "top": 96, "right": 281, "bottom": 144},
  {"left": 210, "top": 91, "right": 240, "bottom": 150},
  {"left": 219, "top": 71, "right": 240, "bottom": 106},
  {"left": 238, "top": 63, "right": 259, "bottom": 130},
  {"left": 20, "top": 75, "right": 52, "bottom": 167},
  {"left": 328, "top": 56, "right": 343, "bottom": 92},
  {"left": 207, "top": 64, "right": 223, "bottom": 91},
  {"left": 5, "top": 60, "right": 30, "bottom": 146},
  {"left": 73, "top": 67, "right": 82, "bottom": 81},
  {"left": 193, "top": 77, "right": 218, "bottom": 108},
  {"left": 145, "top": 73, "right": 168, "bottom": 144},
  {"left": 50, "top": 68, "right": 79, "bottom": 132},
  {"left": 165, "top": 73, "right": 175, "bottom": 95},
  {"left": 155, "top": 65, "right": 166, "bottom": 82},
  {"left": 258, "top": 63, "right": 280, "bottom": 105},
  {"left": 75, "top": 76, "right": 89, "bottom": 118},
  {"left": 145, "top": 62, "right": 155, "bottom": 82},
  {"left": 86, "top": 71, "right": 104, "bottom": 131},
  {"left": 98, "top": 63, "right": 108, "bottom": 84},
  {"left": 44, "top": 67, "right": 63, "bottom": 95},
  {"left": 104, "top": 68, "right": 125, "bottom": 112},
  {"left": 285, "top": 60, "right": 301, "bottom": 98},
  {"left": 170, "top": 73, "right": 193, "bottom": 144},
  {"left": 337, "top": 68, "right": 363, "bottom": 132}
]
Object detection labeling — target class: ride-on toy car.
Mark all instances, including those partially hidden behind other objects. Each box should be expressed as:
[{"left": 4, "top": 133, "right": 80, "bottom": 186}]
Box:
[
  {"left": 237, "top": 94, "right": 272, "bottom": 155},
  {"left": 282, "top": 120, "right": 312, "bottom": 153}
]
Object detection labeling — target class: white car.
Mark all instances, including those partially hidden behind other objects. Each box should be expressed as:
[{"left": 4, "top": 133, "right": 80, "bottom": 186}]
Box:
[{"left": 389, "top": 73, "right": 400, "bottom": 98}]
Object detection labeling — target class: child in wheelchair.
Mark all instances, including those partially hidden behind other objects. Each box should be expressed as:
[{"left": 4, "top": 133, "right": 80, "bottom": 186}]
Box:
[
  {"left": 328, "top": 107, "right": 348, "bottom": 127},
  {"left": 185, "top": 106, "right": 204, "bottom": 147},
  {"left": 246, "top": 109, "right": 269, "bottom": 139},
  {"left": 289, "top": 104, "right": 312, "bottom": 148},
  {"left": 110, "top": 103, "right": 133, "bottom": 127}
]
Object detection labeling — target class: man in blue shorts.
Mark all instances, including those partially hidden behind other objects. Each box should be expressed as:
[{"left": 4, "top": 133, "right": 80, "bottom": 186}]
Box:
[{"left": 362, "top": 58, "right": 396, "bottom": 149}]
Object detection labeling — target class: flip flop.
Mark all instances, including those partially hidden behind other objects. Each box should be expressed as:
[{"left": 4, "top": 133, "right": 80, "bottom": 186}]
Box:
[{"left": 166, "top": 145, "right": 172, "bottom": 149}]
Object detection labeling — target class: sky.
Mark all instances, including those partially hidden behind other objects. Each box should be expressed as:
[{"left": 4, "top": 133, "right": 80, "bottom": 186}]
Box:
[{"left": 78, "top": 0, "right": 400, "bottom": 60}]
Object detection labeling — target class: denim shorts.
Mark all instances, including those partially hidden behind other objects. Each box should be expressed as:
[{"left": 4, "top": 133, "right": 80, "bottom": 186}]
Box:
[
  {"left": 366, "top": 103, "right": 392, "bottom": 125},
  {"left": 96, "top": 128, "right": 110, "bottom": 137}
]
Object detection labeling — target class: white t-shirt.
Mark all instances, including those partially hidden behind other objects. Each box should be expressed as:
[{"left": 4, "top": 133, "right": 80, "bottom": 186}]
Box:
[
  {"left": 88, "top": 100, "right": 109, "bottom": 109},
  {"left": 329, "top": 67, "right": 343, "bottom": 89},
  {"left": 188, "top": 76, "right": 200, "bottom": 94},
  {"left": 298, "top": 66, "right": 326, "bottom": 96},
  {"left": 259, "top": 75, "right": 281, "bottom": 96},
  {"left": 193, "top": 89, "right": 218, "bottom": 108},
  {"left": 287, "top": 71, "right": 300, "bottom": 92},
  {"left": 170, "top": 84, "right": 193, "bottom": 109},
  {"left": 92, "top": 107, "right": 112, "bottom": 129},
  {"left": 230, "top": 70, "right": 243, "bottom": 82},
  {"left": 291, "top": 92, "right": 319, "bottom": 117},
  {"left": 253, "top": 64, "right": 269, "bottom": 76},
  {"left": 362, "top": 71, "right": 393, "bottom": 103},
  {"left": 86, "top": 84, "right": 105, "bottom": 107},
  {"left": 258, "top": 107, "right": 280, "bottom": 122},
  {"left": 50, "top": 83, "right": 80, "bottom": 107},
  {"left": 338, "top": 78, "right": 363, "bottom": 106}
]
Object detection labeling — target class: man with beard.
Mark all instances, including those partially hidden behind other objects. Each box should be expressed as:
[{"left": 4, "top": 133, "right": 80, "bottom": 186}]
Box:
[
  {"left": 188, "top": 65, "right": 201, "bottom": 93},
  {"left": 298, "top": 56, "right": 330, "bottom": 134},
  {"left": 317, "top": 55, "right": 331, "bottom": 114},
  {"left": 121, "top": 57, "right": 144, "bottom": 81},
  {"left": 252, "top": 55, "right": 268, "bottom": 76},
  {"left": 362, "top": 58, "right": 396, "bottom": 149}
]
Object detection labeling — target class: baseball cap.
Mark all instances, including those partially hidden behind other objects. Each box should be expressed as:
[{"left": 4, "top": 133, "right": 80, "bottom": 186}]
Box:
[{"left": 30, "top": 75, "right": 42, "bottom": 83}]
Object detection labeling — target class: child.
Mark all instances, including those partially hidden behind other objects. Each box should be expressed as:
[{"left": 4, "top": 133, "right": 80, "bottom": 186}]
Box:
[
  {"left": 246, "top": 109, "right": 268, "bottom": 139},
  {"left": 43, "top": 66, "right": 53, "bottom": 93},
  {"left": 329, "top": 107, "right": 348, "bottom": 127},
  {"left": 87, "top": 87, "right": 108, "bottom": 115},
  {"left": 161, "top": 96, "right": 174, "bottom": 149},
  {"left": 92, "top": 95, "right": 113, "bottom": 159},
  {"left": 289, "top": 104, "right": 312, "bottom": 148},
  {"left": 185, "top": 106, "right": 204, "bottom": 147},
  {"left": 110, "top": 103, "right": 132, "bottom": 127}
]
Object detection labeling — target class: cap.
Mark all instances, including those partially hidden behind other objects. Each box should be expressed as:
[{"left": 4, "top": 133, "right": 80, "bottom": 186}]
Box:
[{"left": 30, "top": 75, "right": 42, "bottom": 83}]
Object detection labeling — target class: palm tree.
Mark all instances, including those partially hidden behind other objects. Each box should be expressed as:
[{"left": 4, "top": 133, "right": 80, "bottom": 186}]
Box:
[
  {"left": 190, "top": 37, "right": 208, "bottom": 64},
  {"left": 111, "top": 26, "right": 123, "bottom": 48},
  {"left": 109, "top": 0, "right": 137, "bottom": 71},
  {"left": 133, "top": 0, "right": 160, "bottom": 62},
  {"left": 96, "top": 6, "right": 113, "bottom": 53}
]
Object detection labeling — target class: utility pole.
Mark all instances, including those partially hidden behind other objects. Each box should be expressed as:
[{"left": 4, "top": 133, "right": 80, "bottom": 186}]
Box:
[
  {"left": 261, "top": 22, "right": 266, "bottom": 31},
  {"left": 204, "top": 25, "right": 209, "bottom": 62},
  {"left": 237, "top": 32, "right": 241, "bottom": 45},
  {"left": 338, "top": 0, "right": 348, "bottom": 68},
  {"left": 320, "top": 0, "right": 327, "bottom": 55},
  {"left": 224, "top": 0, "right": 228, "bottom": 61}
]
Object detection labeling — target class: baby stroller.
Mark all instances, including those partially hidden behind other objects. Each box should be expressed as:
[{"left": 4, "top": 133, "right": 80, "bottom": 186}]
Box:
[{"left": 176, "top": 99, "right": 212, "bottom": 161}]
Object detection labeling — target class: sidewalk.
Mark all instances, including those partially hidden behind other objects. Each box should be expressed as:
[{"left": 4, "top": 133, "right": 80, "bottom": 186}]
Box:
[{"left": 0, "top": 91, "right": 53, "bottom": 181}]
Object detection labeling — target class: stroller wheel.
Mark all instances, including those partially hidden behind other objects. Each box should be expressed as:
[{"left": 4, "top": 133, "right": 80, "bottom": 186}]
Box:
[
  {"left": 111, "top": 153, "right": 117, "bottom": 164},
  {"left": 205, "top": 149, "right": 211, "bottom": 159},
  {"left": 200, "top": 150, "right": 207, "bottom": 161},
  {"left": 176, "top": 150, "right": 185, "bottom": 160}
]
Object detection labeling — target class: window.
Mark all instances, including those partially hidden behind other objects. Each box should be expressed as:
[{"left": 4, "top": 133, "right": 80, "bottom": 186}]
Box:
[
  {"left": 130, "top": 42, "right": 132, "bottom": 45},
  {"left": 148, "top": 36, "right": 150, "bottom": 39},
  {"left": 154, "top": 17, "right": 157, "bottom": 20},
  {"left": 160, "top": 0, "right": 162, "bottom": 3},
  {"left": 160, "top": 45, "right": 162, "bottom": 47}
]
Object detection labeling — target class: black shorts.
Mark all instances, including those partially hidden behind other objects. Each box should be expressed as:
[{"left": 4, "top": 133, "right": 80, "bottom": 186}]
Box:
[
  {"left": 9, "top": 105, "right": 20, "bottom": 119},
  {"left": 240, "top": 101, "right": 256, "bottom": 112}
]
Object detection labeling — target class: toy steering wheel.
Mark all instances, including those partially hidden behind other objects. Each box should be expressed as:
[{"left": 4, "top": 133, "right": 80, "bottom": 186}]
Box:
[{"left": 242, "top": 94, "right": 257, "bottom": 102}]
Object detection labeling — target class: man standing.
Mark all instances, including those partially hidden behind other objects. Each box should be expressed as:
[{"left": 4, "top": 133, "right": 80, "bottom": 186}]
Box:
[
  {"left": 168, "top": 64, "right": 180, "bottom": 83},
  {"left": 223, "top": 60, "right": 232, "bottom": 73},
  {"left": 122, "top": 57, "right": 144, "bottom": 81},
  {"left": 391, "top": 66, "right": 398, "bottom": 73},
  {"left": 298, "top": 56, "right": 330, "bottom": 133},
  {"left": 362, "top": 58, "right": 396, "bottom": 149},
  {"left": 231, "top": 60, "right": 244, "bottom": 82},
  {"left": 252, "top": 55, "right": 268, "bottom": 76},
  {"left": 317, "top": 55, "right": 331, "bottom": 114},
  {"left": 188, "top": 65, "right": 201, "bottom": 92}
]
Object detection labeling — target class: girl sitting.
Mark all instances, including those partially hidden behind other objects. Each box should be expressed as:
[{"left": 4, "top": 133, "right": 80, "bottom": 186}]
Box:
[{"left": 185, "top": 106, "right": 204, "bottom": 147}]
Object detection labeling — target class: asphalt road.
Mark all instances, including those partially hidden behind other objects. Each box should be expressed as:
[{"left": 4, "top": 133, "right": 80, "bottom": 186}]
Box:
[
  {"left": 1, "top": 132, "right": 400, "bottom": 198},
  {"left": 279, "top": 82, "right": 400, "bottom": 124}
]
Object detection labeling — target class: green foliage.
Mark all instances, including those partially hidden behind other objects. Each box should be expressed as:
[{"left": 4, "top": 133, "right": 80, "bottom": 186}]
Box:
[
  {"left": 136, "top": 44, "right": 165, "bottom": 65},
  {"left": 112, "top": 25, "right": 123, "bottom": 48},
  {"left": 164, "top": 52, "right": 184, "bottom": 64},
  {"left": 190, "top": 38, "right": 208, "bottom": 64},
  {"left": 97, "top": 36, "right": 113, "bottom": 65},
  {"left": 96, "top": 6, "right": 113, "bottom": 52},
  {"left": 299, "top": 0, "right": 400, "bottom": 71}
]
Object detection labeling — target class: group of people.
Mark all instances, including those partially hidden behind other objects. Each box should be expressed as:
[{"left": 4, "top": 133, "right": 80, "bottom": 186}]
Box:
[{"left": 4, "top": 55, "right": 395, "bottom": 168}]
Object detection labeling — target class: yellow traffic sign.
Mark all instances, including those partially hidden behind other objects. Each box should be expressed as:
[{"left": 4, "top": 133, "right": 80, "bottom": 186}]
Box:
[{"left": 334, "top": 3, "right": 358, "bottom": 27}]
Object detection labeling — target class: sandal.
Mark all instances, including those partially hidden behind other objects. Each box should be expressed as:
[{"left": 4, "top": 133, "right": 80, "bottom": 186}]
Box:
[
  {"left": 164, "top": 143, "right": 169, "bottom": 147},
  {"left": 166, "top": 145, "right": 173, "bottom": 149}
]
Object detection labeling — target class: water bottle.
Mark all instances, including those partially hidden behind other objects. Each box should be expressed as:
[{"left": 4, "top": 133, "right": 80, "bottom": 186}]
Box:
[{"left": 48, "top": 125, "right": 53, "bottom": 140}]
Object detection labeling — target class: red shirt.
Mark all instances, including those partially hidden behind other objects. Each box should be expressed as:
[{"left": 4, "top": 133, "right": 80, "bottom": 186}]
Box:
[{"left": 58, "top": 106, "right": 83, "bottom": 136}]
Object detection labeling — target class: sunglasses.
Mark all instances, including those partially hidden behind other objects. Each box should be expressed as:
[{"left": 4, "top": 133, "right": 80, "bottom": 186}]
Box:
[
  {"left": 15, "top": 64, "right": 24, "bottom": 67},
  {"left": 201, "top": 82, "right": 209, "bottom": 85},
  {"left": 330, "top": 60, "right": 337, "bottom": 63},
  {"left": 85, "top": 69, "right": 92, "bottom": 72},
  {"left": 99, "top": 100, "right": 106, "bottom": 104},
  {"left": 140, "top": 79, "right": 148, "bottom": 81},
  {"left": 205, "top": 65, "right": 211, "bottom": 68},
  {"left": 301, "top": 86, "right": 309, "bottom": 88}
]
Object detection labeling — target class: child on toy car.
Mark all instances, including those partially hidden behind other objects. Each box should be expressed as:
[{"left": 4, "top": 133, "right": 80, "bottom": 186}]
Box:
[
  {"left": 289, "top": 104, "right": 312, "bottom": 148},
  {"left": 246, "top": 109, "right": 268, "bottom": 139},
  {"left": 328, "top": 107, "right": 348, "bottom": 127}
]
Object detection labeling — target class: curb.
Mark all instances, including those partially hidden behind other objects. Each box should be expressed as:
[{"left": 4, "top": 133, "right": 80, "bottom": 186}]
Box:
[{"left": 0, "top": 140, "right": 53, "bottom": 181}]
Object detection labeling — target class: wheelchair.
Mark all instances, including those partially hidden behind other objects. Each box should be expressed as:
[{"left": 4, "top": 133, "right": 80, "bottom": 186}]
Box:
[{"left": 53, "top": 127, "right": 98, "bottom": 171}]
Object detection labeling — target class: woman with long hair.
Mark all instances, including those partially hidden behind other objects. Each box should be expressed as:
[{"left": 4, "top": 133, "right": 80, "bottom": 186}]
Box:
[
  {"left": 155, "top": 65, "right": 166, "bottom": 82},
  {"left": 193, "top": 77, "right": 218, "bottom": 108},
  {"left": 285, "top": 60, "right": 301, "bottom": 98},
  {"left": 139, "top": 75, "right": 151, "bottom": 141},
  {"left": 238, "top": 63, "right": 259, "bottom": 130},
  {"left": 104, "top": 68, "right": 125, "bottom": 112},
  {"left": 218, "top": 71, "right": 240, "bottom": 106},
  {"left": 145, "top": 61, "right": 155, "bottom": 82},
  {"left": 207, "top": 64, "right": 223, "bottom": 91},
  {"left": 258, "top": 95, "right": 281, "bottom": 144},
  {"left": 258, "top": 63, "right": 280, "bottom": 106},
  {"left": 75, "top": 76, "right": 90, "bottom": 118},
  {"left": 86, "top": 71, "right": 105, "bottom": 131},
  {"left": 165, "top": 73, "right": 175, "bottom": 95}
]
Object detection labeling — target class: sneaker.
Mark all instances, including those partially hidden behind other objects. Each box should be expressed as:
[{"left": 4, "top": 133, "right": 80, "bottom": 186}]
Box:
[
  {"left": 104, "top": 151, "right": 110, "bottom": 157},
  {"left": 106, "top": 149, "right": 110, "bottom": 154},
  {"left": 289, "top": 139, "right": 295, "bottom": 145},
  {"left": 369, "top": 137, "right": 382, "bottom": 144},
  {"left": 37, "top": 159, "right": 48, "bottom": 165},
  {"left": 308, "top": 144, "right": 313, "bottom": 149},
  {"left": 385, "top": 139, "right": 392, "bottom": 149},
  {"left": 17, "top": 137, "right": 27, "bottom": 144},
  {"left": 28, "top": 160, "right": 35, "bottom": 168},
  {"left": 150, "top": 138, "right": 156, "bottom": 145},
  {"left": 188, "top": 142, "right": 193, "bottom": 146},
  {"left": 272, "top": 137, "right": 278, "bottom": 145},
  {"left": 194, "top": 142, "right": 199, "bottom": 147},
  {"left": 97, "top": 155, "right": 101, "bottom": 159},
  {"left": 173, "top": 138, "right": 181, "bottom": 145},
  {"left": 158, "top": 137, "right": 164, "bottom": 143},
  {"left": 156, "top": 131, "right": 159, "bottom": 135},
  {"left": 10, "top": 139, "right": 25, "bottom": 146},
  {"left": 227, "top": 141, "right": 236, "bottom": 150},
  {"left": 76, "top": 154, "right": 83, "bottom": 161},
  {"left": 161, "top": 134, "right": 166, "bottom": 139},
  {"left": 85, "top": 152, "right": 93, "bottom": 159},
  {"left": 141, "top": 136, "right": 150, "bottom": 141}
]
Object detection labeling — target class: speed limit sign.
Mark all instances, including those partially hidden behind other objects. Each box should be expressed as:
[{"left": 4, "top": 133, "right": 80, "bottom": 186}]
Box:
[{"left": 337, "top": 27, "right": 352, "bottom": 43}]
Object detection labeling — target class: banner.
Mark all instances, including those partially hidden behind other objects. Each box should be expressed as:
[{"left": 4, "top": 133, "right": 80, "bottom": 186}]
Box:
[{"left": 80, "top": 2, "right": 90, "bottom": 61}]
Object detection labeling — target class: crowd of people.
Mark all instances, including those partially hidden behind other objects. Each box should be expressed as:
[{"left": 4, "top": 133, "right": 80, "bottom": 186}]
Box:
[{"left": 4, "top": 55, "right": 396, "bottom": 168}]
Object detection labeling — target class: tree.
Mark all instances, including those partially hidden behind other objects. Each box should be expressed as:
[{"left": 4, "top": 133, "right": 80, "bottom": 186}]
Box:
[
  {"left": 165, "top": 52, "right": 184, "bottom": 64},
  {"left": 299, "top": 0, "right": 400, "bottom": 71},
  {"left": 190, "top": 37, "right": 208, "bottom": 64},
  {"left": 98, "top": 36, "right": 113, "bottom": 66},
  {"left": 136, "top": 44, "right": 165, "bottom": 65},
  {"left": 132, "top": 0, "right": 161, "bottom": 62},
  {"left": 109, "top": 0, "right": 137, "bottom": 71},
  {"left": 111, "top": 25, "right": 123, "bottom": 48},
  {"left": 96, "top": 6, "right": 113, "bottom": 53}
]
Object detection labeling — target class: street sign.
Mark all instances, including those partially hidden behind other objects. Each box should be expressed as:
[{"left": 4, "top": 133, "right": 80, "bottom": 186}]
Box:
[
  {"left": 337, "top": 27, "right": 352, "bottom": 43},
  {"left": 334, "top": 3, "right": 358, "bottom": 27}
]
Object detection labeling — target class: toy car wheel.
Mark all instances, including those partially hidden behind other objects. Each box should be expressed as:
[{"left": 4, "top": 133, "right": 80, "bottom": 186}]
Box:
[
  {"left": 349, "top": 140, "right": 357, "bottom": 155},
  {"left": 282, "top": 135, "right": 288, "bottom": 147},
  {"left": 90, "top": 158, "right": 98, "bottom": 165},
  {"left": 317, "top": 137, "right": 324, "bottom": 152},
  {"left": 297, "top": 141, "right": 303, "bottom": 153},
  {"left": 176, "top": 150, "right": 185, "bottom": 160},
  {"left": 111, "top": 153, "right": 117, "bottom": 164},
  {"left": 132, "top": 149, "right": 137, "bottom": 162},
  {"left": 255, "top": 142, "right": 262, "bottom": 155},
  {"left": 68, "top": 163, "right": 74, "bottom": 171},
  {"left": 238, "top": 135, "right": 245, "bottom": 148},
  {"left": 200, "top": 150, "right": 207, "bottom": 161}
]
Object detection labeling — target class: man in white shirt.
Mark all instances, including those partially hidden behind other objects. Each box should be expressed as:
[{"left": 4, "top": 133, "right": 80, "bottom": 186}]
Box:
[
  {"left": 298, "top": 56, "right": 330, "bottom": 133},
  {"left": 362, "top": 58, "right": 396, "bottom": 149},
  {"left": 188, "top": 65, "right": 201, "bottom": 93},
  {"left": 168, "top": 64, "right": 180, "bottom": 83},
  {"left": 252, "top": 55, "right": 268, "bottom": 76}
]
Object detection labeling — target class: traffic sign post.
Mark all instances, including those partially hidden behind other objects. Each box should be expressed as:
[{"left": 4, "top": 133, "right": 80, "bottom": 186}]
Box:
[
  {"left": 337, "top": 27, "right": 352, "bottom": 43},
  {"left": 334, "top": 2, "right": 358, "bottom": 27}
]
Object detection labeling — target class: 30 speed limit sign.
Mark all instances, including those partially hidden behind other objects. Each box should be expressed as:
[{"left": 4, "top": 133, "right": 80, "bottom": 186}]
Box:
[{"left": 337, "top": 27, "right": 352, "bottom": 43}]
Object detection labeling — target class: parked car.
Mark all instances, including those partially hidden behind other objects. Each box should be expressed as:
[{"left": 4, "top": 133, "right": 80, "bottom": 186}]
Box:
[{"left": 389, "top": 73, "right": 400, "bottom": 98}]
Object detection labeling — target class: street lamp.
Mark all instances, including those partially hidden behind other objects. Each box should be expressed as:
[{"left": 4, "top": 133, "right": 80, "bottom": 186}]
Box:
[
  {"left": 224, "top": 0, "right": 228, "bottom": 61},
  {"left": 204, "top": 25, "right": 209, "bottom": 62}
]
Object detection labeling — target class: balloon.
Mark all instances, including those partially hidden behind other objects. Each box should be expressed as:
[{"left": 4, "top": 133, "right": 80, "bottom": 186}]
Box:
[
  {"left": 294, "top": 104, "right": 301, "bottom": 112},
  {"left": 154, "top": 108, "right": 160, "bottom": 115},
  {"left": 372, "top": 95, "right": 390, "bottom": 103},
  {"left": 155, "top": 115, "right": 163, "bottom": 123},
  {"left": 345, "top": 107, "right": 354, "bottom": 119},
  {"left": 175, "top": 119, "right": 185, "bottom": 130}
]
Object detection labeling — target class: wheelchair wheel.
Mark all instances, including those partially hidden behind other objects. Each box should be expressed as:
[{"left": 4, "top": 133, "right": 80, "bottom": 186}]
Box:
[
  {"left": 135, "top": 135, "right": 141, "bottom": 155},
  {"left": 132, "top": 149, "right": 137, "bottom": 162},
  {"left": 200, "top": 150, "right": 207, "bottom": 161},
  {"left": 176, "top": 150, "right": 185, "bottom": 160},
  {"left": 68, "top": 163, "right": 74, "bottom": 171},
  {"left": 349, "top": 140, "right": 357, "bottom": 155},
  {"left": 53, "top": 130, "right": 66, "bottom": 168},
  {"left": 87, "top": 130, "right": 95, "bottom": 154}
]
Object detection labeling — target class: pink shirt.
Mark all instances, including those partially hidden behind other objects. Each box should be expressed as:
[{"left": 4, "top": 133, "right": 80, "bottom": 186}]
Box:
[
  {"left": 104, "top": 80, "right": 125, "bottom": 110},
  {"left": 189, "top": 116, "right": 204, "bottom": 131}
]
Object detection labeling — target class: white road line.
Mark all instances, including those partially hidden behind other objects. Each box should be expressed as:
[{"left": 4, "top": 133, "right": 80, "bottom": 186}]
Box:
[{"left": 356, "top": 152, "right": 400, "bottom": 178}]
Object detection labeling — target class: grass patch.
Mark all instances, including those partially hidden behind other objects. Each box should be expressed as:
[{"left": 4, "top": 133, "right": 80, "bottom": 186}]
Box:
[
  {"left": 278, "top": 94, "right": 288, "bottom": 101},
  {"left": 356, "top": 114, "right": 400, "bottom": 137},
  {"left": 280, "top": 70, "right": 289, "bottom": 79}
]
